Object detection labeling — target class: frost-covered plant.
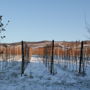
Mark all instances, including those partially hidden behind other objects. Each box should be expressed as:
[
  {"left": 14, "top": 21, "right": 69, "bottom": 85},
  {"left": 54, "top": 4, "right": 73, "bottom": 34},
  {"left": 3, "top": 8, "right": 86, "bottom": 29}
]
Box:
[{"left": 11, "top": 72, "right": 18, "bottom": 78}]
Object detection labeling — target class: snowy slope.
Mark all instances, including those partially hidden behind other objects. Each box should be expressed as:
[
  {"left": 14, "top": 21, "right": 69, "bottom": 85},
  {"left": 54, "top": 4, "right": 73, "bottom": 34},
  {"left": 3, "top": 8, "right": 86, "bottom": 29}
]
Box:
[{"left": 0, "top": 56, "right": 90, "bottom": 90}]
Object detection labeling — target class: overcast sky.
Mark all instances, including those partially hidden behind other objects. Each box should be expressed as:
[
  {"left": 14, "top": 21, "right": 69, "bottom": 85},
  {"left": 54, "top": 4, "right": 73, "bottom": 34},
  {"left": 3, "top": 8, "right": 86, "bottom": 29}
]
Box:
[{"left": 0, "top": 0, "right": 90, "bottom": 43}]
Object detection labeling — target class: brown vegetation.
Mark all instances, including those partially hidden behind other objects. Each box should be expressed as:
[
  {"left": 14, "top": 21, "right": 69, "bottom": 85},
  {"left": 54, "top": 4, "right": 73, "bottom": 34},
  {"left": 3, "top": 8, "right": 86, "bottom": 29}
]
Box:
[{"left": 0, "top": 41, "right": 90, "bottom": 58}]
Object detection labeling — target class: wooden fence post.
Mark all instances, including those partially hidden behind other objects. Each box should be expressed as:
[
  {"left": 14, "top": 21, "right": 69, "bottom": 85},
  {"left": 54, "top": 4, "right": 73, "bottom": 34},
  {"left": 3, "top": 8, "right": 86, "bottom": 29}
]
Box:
[
  {"left": 79, "top": 41, "right": 84, "bottom": 74},
  {"left": 50, "top": 40, "right": 54, "bottom": 74},
  {"left": 21, "top": 41, "right": 24, "bottom": 76}
]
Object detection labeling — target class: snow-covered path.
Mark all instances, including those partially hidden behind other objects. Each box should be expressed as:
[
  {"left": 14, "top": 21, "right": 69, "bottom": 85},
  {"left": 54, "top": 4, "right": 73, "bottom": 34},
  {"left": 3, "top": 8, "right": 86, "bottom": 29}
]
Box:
[
  {"left": 0, "top": 56, "right": 90, "bottom": 90},
  {"left": 24, "top": 56, "right": 49, "bottom": 77}
]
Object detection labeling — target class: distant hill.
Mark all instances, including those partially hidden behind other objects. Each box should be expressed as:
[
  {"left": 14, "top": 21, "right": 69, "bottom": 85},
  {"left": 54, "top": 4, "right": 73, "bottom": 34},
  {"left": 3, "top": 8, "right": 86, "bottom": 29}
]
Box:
[{"left": 0, "top": 40, "right": 90, "bottom": 48}]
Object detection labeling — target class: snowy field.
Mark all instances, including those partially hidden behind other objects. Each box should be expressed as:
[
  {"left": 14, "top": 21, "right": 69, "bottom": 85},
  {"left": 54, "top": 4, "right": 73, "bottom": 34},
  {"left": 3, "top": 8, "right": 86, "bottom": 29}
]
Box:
[{"left": 0, "top": 56, "right": 90, "bottom": 90}]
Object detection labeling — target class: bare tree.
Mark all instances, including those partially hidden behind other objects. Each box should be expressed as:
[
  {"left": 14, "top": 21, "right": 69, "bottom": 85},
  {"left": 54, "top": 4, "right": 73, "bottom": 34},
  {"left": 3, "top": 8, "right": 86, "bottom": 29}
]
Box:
[
  {"left": 85, "top": 22, "right": 90, "bottom": 34},
  {"left": 86, "top": 25, "right": 90, "bottom": 39},
  {"left": 0, "top": 16, "right": 10, "bottom": 40},
  {"left": 84, "top": 13, "right": 90, "bottom": 39}
]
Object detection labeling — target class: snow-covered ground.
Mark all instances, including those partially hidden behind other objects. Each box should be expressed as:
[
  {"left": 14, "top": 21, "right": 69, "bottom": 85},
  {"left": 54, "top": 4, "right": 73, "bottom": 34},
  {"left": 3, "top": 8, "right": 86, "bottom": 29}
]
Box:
[{"left": 0, "top": 56, "right": 90, "bottom": 90}]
